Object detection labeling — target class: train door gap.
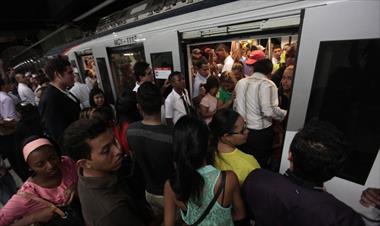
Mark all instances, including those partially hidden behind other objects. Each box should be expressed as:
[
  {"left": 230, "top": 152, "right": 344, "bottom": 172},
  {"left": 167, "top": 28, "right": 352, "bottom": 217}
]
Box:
[{"left": 179, "top": 29, "right": 299, "bottom": 172}]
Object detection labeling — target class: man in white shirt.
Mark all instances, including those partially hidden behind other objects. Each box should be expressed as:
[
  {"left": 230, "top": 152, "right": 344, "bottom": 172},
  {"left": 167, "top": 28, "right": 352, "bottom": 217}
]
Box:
[
  {"left": 234, "top": 50, "right": 266, "bottom": 114},
  {"left": 165, "top": 72, "right": 192, "bottom": 126},
  {"left": 15, "top": 73, "right": 35, "bottom": 105},
  {"left": 272, "top": 45, "right": 282, "bottom": 72},
  {"left": 192, "top": 57, "right": 209, "bottom": 107},
  {"left": 234, "top": 58, "right": 287, "bottom": 168},
  {"left": 215, "top": 44, "right": 234, "bottom": 72},
  {"left": 0, "top": 78, "right": 18, "bottom": 123},
  {"left": 70, "top": 73, "right": 90, "bottom": 109},
  {"left": 133, "top": 62, "right": 154, "bottom": 92},
  {"left": 0, "top": 78, "right": 18, "bottom": 176}
]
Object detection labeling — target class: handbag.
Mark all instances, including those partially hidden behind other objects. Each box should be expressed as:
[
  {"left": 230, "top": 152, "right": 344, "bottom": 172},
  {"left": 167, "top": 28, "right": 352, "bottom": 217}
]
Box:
[
  {"left": 188, "top": 171, "right": 226, "bottom": 226},
  {"left": 17, "top": 191, "right": 85, "bottom": 226}
]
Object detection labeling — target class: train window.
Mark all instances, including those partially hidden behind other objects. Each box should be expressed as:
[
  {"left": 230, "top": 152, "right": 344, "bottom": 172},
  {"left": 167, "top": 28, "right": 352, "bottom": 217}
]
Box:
[
  {"left": 306, "top": 38, "right": 380, "bottom": 185},
  {"left": 150, "top": 52, "right": 173, "bottom": 80},
  {"left": 186, "top": 36, "right": 297, "bottom": 81},
  {"left": 150, "top": 52, "right": 174, "bottom": 94},
  {"left": 75, "top": 53, "right": 96, "bottom": 82},
  {"left": 107, "top": 44, "right": 145, "bottom": 96},
  {"left": 82, "top": 55, "right": 97, "bottom": 80}
]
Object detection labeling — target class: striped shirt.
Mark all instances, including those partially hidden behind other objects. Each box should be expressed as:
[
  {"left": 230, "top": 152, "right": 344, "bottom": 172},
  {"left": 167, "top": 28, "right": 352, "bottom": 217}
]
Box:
[{"left": 234, "top": 72, "right": 287, "bottom": 130}]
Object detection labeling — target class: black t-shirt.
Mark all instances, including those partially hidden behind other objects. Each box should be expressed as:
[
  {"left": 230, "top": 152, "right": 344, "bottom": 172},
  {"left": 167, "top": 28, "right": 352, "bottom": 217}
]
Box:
[
  {"left": 242, "top": 169, "right": 365, "bottom": 226},
  {"left": 38, "top": 84, "right": 80, "bottom": 143},
  {"left": 127, "top": 121, "right": 174, "bottom": 195}
]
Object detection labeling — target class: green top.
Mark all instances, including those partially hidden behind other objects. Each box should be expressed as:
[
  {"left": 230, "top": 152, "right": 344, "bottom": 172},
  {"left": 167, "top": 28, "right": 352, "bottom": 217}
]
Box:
[
  {"left": 180, "top": 165, "right": 233, "bottom": 226},
  {"left": 216, "top": 87, "right": 232, "bottom": 103}
]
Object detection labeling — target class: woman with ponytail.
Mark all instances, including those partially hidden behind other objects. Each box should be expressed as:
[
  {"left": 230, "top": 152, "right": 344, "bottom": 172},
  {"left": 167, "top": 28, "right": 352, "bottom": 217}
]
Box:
[
  {"left": 209, "top": 109, "right": 260, "bottom": 185},
  {"left": 164, "top": 115, "right": 248, "bottom": 226}
]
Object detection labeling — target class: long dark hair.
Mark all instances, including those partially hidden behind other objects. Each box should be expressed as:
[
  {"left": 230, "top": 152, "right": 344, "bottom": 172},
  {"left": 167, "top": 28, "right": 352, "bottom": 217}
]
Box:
[
  {"left": 209, "top": 109, "right": 240, "bottom": 149},
  {"left": 209, "top": 109, "right": 240, "bottom": 169},
  {"left": 170, "top": 115, "right": 211, "bottom": 203}
]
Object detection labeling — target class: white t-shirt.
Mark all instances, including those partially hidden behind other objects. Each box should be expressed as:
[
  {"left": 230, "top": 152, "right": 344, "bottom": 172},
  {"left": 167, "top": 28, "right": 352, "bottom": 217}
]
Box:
[
  {"left": 192, "top": 73, "right": 208, "bottom": 98},
  {"left": 17, "top": 83, "right": 35, "bottom": 105},
  {"left": 133, "top": 82, "right": 140, "bottom": 92},
  {"left": 222, "top": 55, "right": 234, "bottom": 72},
  {"left": 70, "top": 82, "right": 91, "bottom": 109}
]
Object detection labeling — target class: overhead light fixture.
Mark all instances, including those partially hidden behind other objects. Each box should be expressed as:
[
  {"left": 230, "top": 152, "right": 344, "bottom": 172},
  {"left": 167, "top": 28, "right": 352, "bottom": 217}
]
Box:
[
  {"left": 135, "top": 38, "right": 146, "bottom": 42},
  {"left": 73, "top": 0, "right": 117, "bottom": 22},
  {"left": 123, "top": 53, "right": 134, "bottom": 56}
]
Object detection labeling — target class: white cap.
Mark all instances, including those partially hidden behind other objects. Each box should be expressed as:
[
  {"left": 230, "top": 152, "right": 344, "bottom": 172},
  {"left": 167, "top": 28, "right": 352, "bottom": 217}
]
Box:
[{"left": 257, "top": 45, "right": 265, "bottom": 51}]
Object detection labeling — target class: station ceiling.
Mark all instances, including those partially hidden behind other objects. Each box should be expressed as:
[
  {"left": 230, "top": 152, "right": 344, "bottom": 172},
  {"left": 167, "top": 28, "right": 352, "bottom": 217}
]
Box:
[{"left": 0, "top": 0, "right": 143, "bottom": 68}]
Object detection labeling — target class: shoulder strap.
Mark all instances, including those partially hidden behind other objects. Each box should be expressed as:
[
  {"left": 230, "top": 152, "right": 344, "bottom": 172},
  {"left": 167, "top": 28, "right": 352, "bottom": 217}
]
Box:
[
  {"left": 17, "top": 191, "right": 66, "bottom": 218},
  {"left": 68, "top": 91, "right": 80, "bottom": 104},
  {"left": 189, "top": 171, "right": 226, "bottom": 226}
]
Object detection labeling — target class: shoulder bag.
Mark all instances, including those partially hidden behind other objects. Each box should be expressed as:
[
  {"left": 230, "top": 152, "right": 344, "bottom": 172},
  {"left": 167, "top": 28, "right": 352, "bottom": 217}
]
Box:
[{"left": 17, "top": 191, "right": 84, "bottom": 226}]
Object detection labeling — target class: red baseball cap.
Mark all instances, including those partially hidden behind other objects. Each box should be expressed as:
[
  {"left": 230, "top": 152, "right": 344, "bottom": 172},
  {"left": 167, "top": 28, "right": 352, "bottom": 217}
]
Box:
[{"left": 245, "top": 50, "right": 265, "bottom": 65}]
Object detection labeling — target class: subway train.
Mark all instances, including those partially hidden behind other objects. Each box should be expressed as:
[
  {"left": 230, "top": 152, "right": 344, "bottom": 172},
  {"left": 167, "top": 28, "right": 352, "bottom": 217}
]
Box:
[{"left": 64, "top": 0, "right": 380, "bottom": 223}]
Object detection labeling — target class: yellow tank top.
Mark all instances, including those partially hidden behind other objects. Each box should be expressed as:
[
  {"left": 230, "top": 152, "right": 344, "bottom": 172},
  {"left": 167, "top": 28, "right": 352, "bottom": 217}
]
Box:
[{"left": 214, "top": 148, "right": 260, "bottom": 185}]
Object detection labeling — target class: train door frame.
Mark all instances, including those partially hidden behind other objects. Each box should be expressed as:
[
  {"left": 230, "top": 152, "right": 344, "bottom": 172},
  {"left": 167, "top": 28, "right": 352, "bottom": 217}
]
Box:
[
  {"left": 106, "top": 43, "right": 146, "bottom": 97},
  {"left": 279, "top": 0, "right": 380, "bottom": 218},
  {"left": 178, "top": 14, "right": 300, "bottom": 98}
]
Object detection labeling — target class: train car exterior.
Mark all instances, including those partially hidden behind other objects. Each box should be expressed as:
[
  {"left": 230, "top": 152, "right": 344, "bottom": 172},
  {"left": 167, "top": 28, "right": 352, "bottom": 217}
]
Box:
[{"left": 66, "top": 0, "right": 380, "bottom": 223}]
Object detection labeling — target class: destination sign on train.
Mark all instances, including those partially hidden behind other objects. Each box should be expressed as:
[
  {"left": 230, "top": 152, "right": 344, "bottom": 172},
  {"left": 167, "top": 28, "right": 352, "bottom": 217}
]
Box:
[{"left": 114, "top": 35, "right": 137, "bottom": 46}]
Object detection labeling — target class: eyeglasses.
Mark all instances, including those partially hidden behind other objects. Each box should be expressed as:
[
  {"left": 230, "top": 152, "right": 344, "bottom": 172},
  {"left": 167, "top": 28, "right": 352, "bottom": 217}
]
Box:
[{"left": 228, "top": 123, "right": 247, "bottom": 135}]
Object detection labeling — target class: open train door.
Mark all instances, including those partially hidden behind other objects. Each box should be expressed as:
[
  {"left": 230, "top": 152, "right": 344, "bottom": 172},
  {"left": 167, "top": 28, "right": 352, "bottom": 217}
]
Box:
[{"left": 280, "top": 0, "right": 380, "bottom": 223}]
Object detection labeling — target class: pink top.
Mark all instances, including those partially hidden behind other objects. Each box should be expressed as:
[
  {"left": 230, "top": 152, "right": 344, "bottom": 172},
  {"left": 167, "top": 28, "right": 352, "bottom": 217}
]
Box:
[
  {"left": 0, "top": 156, "right": 77, "bottom": 226},
  {"left": 200, "top": 93, "right": 218, "bottom": 124}
]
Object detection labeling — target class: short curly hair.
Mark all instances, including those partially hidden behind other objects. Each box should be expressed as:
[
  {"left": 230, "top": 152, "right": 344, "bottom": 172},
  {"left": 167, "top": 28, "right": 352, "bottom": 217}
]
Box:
[
  {"left": 290, "top": 119, "right": 348, "bottom": 184},
  {"left": 62, "top": 119, "right": 109, "bottom": 161}
]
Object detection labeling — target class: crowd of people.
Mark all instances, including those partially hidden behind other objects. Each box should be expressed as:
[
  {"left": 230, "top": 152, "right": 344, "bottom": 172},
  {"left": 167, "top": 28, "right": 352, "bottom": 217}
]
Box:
[{"left": 0, "top": 42, "right": 378, "bottom": 226}]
